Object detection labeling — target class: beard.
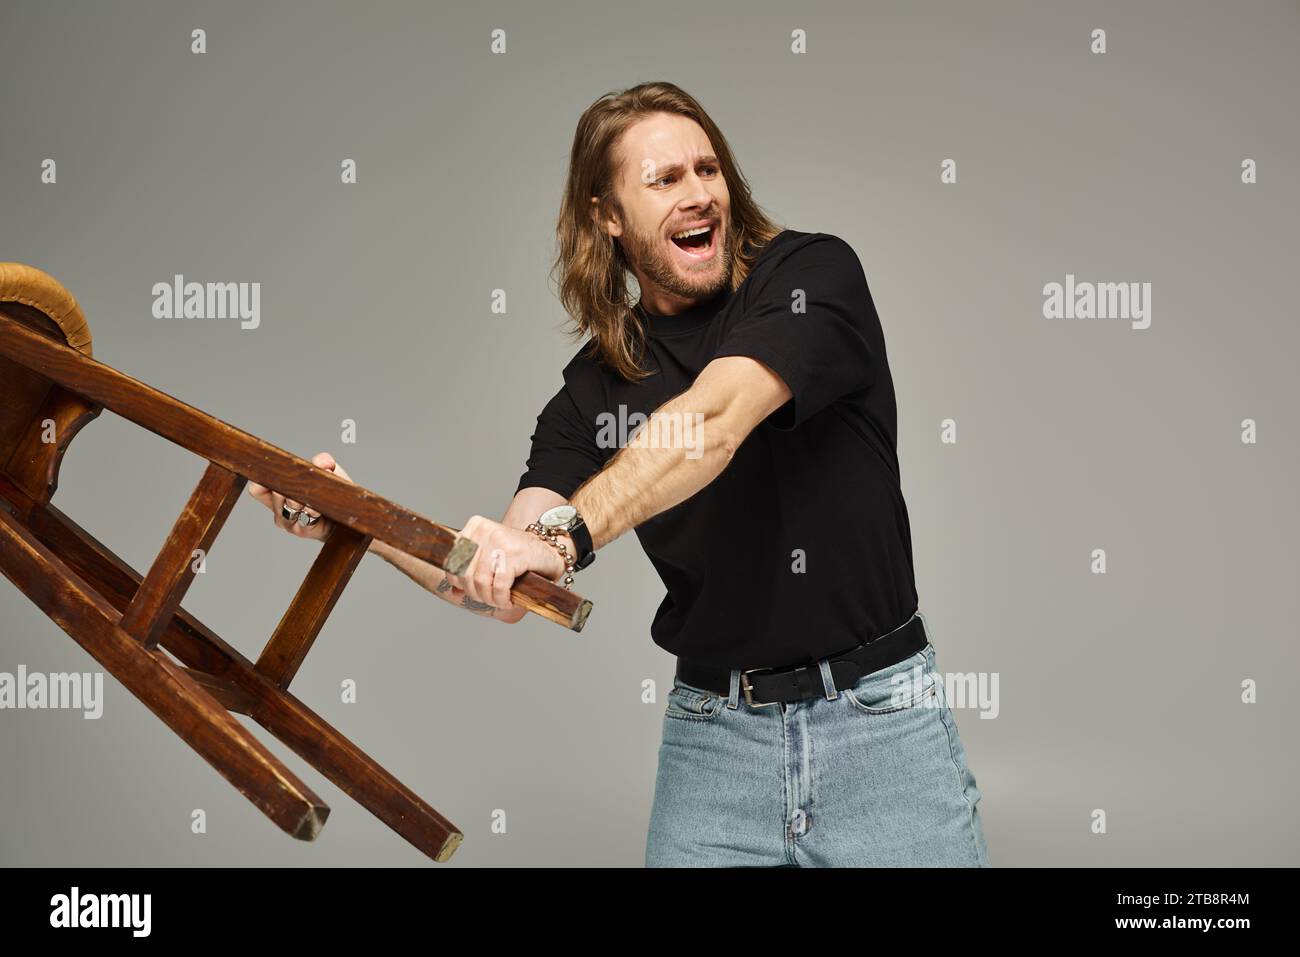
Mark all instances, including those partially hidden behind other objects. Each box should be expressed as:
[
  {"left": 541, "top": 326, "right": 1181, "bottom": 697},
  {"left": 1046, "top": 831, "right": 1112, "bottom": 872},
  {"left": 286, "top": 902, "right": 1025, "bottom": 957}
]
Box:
[{"left": 617, "top": 214, "right": 734, "bottom": 305}]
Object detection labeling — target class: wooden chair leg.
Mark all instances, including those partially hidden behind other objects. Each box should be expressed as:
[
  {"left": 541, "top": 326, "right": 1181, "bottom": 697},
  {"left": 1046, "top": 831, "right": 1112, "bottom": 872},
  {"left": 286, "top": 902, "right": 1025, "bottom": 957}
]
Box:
[
  {"left": 0, "top": 506, "right": 330, "bottom": 841},
  {"left": 243, "top": 673, "right": 464, "bottom": 862},
  {"left": 182, "top": 666, "right": 258, "bottom": 715},
  {"left": 24, "top": 499, "right": 464, "bottom": 861}
]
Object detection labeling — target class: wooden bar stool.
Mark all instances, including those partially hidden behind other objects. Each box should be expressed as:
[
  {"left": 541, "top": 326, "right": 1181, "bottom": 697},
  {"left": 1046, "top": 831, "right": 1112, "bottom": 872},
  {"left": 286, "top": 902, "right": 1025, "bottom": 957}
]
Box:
[{"left": 0, "top": 262, "right": 593, "bottom": 862}]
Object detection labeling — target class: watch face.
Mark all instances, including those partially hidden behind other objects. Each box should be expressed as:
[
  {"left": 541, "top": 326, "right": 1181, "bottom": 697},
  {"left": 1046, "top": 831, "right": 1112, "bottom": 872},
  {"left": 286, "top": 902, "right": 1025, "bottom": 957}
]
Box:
[{"left": 540, "top": 504, "right": 577, "bottom": 529}]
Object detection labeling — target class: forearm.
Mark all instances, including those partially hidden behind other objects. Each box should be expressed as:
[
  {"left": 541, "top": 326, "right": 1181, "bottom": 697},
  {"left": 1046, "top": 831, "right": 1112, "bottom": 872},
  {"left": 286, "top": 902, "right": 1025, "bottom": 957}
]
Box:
[
  {"left": 570, "top": 387, "right": 739, "bottom": 550},
  {"left": 366, "top": 538, "right": 497, "bottom": 615}
]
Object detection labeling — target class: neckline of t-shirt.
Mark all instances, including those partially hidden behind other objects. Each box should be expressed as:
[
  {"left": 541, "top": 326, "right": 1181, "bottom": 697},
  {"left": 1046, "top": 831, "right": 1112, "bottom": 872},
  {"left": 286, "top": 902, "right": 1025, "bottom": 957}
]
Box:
[{"left": 637, "top": 289, "right": 730, "bottom": 339}]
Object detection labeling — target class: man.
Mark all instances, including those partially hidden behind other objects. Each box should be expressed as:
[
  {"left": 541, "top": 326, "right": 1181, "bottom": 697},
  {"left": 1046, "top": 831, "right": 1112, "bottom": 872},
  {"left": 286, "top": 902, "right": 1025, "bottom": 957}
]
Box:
[{"left": 250, "top": 81, "right": 990, "bottom": 868}]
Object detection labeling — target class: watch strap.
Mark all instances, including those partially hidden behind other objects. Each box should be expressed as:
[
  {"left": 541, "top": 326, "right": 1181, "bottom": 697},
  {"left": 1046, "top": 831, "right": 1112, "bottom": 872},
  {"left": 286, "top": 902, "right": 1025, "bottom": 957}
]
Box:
[{"left": 569, "top": 517, "right": 595, "bottom": 570}]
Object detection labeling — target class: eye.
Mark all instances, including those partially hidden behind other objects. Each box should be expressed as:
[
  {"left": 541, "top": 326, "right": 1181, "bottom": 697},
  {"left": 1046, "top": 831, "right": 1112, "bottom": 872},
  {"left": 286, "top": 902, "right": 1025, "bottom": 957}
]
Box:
[
  {"left": 653, "top": 174, "right": 674, "bottom": 188},
  {"left": 700, "top": 165, "right": 719, "bottom": 177}
]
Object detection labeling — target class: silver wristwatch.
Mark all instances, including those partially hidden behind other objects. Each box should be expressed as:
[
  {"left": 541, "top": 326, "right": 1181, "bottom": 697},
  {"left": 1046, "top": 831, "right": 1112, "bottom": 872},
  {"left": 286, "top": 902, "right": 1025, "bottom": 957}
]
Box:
[{"left": 536, "top": 503, "right": 595, "bottom": 571}]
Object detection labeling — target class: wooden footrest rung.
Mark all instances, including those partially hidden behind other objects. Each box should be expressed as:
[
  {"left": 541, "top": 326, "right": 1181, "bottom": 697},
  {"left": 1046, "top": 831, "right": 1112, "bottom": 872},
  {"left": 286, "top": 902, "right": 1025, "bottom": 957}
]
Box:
[
  {"left": 256, "top": 524, "right": 372, "bottom": 690},
  {"left": 120, "top": 462, "right": 245, "bottom": 649}
]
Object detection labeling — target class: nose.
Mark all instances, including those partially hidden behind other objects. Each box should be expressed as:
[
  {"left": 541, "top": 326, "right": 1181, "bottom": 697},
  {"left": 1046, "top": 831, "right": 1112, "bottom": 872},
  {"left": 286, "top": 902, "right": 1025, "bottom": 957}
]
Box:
[{"left": 678, "top": 168, "right": 715, "bottom": 212}]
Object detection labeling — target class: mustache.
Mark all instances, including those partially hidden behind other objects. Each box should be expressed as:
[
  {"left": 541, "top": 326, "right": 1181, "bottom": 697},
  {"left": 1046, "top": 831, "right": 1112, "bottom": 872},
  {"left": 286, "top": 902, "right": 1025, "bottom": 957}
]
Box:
[{"left": 666, "top": 213, "right": 721, "bottom": 233}]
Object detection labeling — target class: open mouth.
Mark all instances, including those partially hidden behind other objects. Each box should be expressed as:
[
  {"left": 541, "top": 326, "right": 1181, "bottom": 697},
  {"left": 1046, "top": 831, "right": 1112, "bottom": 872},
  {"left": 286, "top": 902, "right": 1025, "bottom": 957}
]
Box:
[{"left": 668, "top": 223, "right": 718, "bottom": 262}]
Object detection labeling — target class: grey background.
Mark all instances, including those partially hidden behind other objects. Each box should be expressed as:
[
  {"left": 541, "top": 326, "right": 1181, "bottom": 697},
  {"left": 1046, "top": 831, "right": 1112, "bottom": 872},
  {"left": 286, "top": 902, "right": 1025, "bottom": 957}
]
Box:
[{"left": 1, "top": 0, "right": 1296, "bottom": 867}]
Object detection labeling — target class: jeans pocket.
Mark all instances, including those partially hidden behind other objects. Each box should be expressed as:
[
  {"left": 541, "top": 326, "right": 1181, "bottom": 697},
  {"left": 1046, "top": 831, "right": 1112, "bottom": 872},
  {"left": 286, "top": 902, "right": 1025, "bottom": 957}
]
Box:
[
  {"left": 842, "top": 647, "right": 936, "bottom": 715},
  {"left": 664, "top": 680, "right": 724, "bottom": 722}
]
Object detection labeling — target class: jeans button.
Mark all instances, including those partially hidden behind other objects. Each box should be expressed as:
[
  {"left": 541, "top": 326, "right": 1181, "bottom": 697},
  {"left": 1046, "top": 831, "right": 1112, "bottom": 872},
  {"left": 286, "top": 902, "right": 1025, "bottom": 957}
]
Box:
[{"left": 789, "top": 807, "right": 810, "bottom": 836}]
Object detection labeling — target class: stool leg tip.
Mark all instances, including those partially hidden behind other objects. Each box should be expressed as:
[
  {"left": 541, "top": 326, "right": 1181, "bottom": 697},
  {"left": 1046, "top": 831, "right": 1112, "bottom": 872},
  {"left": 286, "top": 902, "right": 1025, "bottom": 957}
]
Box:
[{"left": 292, "top": 804, "right": 330, "bottom": 841}]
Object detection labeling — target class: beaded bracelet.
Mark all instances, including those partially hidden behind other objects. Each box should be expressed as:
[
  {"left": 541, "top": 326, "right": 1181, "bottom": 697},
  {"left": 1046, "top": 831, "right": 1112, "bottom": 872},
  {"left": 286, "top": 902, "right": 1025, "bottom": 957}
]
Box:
[{"left": 525, "top": 521, "right": 577, "bottom": 589}]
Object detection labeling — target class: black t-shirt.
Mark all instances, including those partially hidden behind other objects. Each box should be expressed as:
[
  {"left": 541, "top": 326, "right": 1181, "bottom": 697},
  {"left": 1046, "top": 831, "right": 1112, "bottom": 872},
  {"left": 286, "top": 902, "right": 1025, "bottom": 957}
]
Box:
[{"left": 515, "top": 229, "right": 919, "bottom": 670}]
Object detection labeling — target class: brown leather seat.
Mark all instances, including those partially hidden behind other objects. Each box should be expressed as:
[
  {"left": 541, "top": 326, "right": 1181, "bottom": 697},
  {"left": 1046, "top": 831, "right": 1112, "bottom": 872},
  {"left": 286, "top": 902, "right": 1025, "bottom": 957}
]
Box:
[{"left": 0, "top": 263, "right": 100, "bottom": 507}]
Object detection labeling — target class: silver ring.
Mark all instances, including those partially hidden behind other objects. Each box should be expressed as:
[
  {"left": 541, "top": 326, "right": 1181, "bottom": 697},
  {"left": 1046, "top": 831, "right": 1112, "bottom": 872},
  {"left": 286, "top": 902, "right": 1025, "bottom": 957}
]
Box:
[
  {"left": 298, "top": 512, "right": 320, "bottom": 527},
  {"left": 280, "top": 503, "right": 303, "bottom": 522}
]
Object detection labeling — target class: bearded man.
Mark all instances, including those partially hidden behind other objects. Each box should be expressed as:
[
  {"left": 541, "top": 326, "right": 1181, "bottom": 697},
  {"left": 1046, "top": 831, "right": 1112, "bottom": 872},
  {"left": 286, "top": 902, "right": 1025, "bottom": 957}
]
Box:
[{"left": 252, "top": 81, "right": 990, "bottom": 868}]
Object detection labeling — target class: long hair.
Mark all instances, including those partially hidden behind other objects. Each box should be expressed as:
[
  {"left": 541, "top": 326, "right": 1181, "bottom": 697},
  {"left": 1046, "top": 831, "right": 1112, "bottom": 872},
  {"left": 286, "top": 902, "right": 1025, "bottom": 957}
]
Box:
[{"left": 553, "top": 81, "right": 784, "bottom": 382}]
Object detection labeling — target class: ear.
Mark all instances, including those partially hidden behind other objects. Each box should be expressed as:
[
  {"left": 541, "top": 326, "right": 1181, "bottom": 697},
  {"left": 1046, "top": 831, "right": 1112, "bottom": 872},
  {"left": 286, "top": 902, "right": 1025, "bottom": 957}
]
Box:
[{"left": 590, "top": 195, "right": 623, "bottom": 238}]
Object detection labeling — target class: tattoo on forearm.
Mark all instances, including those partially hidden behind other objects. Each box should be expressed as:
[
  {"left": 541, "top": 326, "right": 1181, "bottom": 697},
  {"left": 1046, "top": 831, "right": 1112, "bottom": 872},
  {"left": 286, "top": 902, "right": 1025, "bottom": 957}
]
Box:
[{"left": 437, "top": 574, "right": 496, "bottom": 613}]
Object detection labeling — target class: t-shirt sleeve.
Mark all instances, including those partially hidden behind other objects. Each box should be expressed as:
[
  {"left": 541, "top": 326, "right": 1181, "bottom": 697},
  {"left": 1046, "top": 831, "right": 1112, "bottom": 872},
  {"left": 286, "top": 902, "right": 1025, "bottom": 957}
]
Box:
[
  {"left": 515, "top": 380, "right": 604, "bottom": 499},
  {"left": 709, "top": 234, "right": 878, "bottom": 431}
]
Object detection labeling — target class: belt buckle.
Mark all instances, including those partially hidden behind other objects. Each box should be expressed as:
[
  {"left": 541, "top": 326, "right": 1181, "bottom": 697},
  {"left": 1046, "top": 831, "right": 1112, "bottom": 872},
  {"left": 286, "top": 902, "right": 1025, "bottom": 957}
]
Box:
[{"left": 740, "top": 667, "right": 780, "bottom": 708}]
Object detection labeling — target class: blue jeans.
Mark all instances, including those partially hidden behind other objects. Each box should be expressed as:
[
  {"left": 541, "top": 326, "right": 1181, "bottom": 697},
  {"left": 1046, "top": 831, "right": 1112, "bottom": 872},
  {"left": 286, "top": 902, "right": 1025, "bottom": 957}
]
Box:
[{"left": 645, "top": 611, "right": 990, "bottom": 867}]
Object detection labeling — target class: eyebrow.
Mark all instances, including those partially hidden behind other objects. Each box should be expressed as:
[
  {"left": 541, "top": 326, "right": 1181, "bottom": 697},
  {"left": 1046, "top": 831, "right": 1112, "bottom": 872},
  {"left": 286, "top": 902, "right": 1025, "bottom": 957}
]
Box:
[{"left": 646, "top": 155, "right": 721, "bottom": 179}]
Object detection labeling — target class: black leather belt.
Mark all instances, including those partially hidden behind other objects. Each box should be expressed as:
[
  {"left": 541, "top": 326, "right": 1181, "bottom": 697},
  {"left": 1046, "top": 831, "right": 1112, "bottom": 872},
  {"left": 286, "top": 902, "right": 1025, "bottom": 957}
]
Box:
[{"left": 675, "top": 612, "right": 927, "bottom": 708}]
